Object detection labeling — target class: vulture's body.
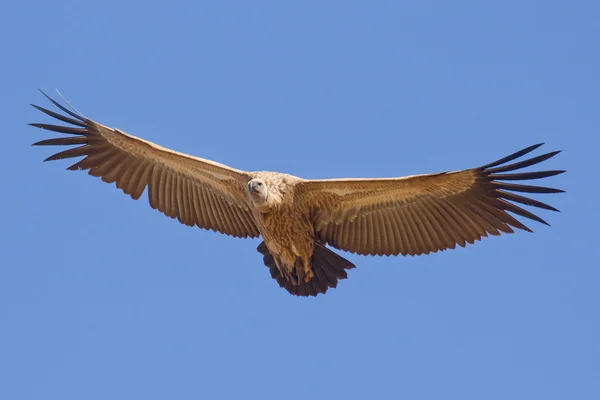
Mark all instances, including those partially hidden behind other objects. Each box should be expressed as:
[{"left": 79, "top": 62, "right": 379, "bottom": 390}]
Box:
[{"left": 30, "top": 92, "right": 565, "bottom": 296}]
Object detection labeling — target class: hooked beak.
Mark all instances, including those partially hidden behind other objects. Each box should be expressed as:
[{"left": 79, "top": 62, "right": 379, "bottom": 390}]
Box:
[{"left": 248, "top": 181, "right": 257, "bottom": 195}]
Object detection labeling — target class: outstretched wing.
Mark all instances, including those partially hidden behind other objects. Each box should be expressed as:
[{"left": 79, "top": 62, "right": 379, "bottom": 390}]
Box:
[
  {"left": 30, "top": 91, "right": 260, "bottom": 238},
  {"left": 297, "top": 144, "right": 564, "bottom": 256}
]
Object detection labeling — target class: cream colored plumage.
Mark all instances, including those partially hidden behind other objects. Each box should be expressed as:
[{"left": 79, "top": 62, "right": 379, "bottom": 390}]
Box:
[{"left": 31, "top": 92, "right": 565, "bottom": 296}]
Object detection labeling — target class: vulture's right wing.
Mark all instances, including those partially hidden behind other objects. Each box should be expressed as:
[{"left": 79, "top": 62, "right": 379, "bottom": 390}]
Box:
[{"left": 30, "top": 91, "right": 260, "bottom": 239}]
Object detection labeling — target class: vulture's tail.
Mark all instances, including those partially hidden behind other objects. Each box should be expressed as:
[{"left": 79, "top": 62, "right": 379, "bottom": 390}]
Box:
[{"left": 257, "top": 241, "right": 355, "bottom": 296}]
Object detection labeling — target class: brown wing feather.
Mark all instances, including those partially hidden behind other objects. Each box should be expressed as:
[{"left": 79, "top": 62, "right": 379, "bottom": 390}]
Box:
[
  {"left": 297, "top": 144, "right": 564, "bottom": 256},
  {"left": 31, "top": 92, "right": 260, "bottom": 239}
]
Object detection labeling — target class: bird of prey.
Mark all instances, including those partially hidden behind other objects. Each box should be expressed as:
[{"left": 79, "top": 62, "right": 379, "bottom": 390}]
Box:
[{"left": 30, "top": 91, "right": 565, "bottom": 296}]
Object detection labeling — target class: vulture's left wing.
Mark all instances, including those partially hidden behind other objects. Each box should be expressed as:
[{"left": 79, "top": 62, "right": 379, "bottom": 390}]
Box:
[
  {"left": 297, "top": 144, "right": 564, "bottom": 256},
  {"left": 30, "top": 91, "right": 260, "bottom": 238}
]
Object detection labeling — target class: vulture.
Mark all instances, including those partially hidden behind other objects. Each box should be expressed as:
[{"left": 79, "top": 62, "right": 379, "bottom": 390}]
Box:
[{"left": 30, "top": 91, "right": 565, "bottom": 296}]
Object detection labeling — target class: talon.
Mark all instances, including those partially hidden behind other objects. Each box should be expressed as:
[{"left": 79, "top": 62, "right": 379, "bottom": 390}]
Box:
[{"left": 303, "top": 268, "right": 314, "bottom": 283}]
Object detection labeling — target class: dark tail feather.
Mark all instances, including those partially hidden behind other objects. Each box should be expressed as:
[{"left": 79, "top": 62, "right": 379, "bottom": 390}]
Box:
[{"left": 257, "top": 241, "right": 355, "bottom": 297}]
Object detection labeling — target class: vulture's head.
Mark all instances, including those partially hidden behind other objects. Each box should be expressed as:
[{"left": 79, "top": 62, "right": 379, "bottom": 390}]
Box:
[{"left": 248, "top": 178, "right": 269, "bottom": 209}]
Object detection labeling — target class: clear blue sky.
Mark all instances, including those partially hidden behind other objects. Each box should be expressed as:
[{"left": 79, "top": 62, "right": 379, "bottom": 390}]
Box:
[{"left": 1, "top": 1, "right": 598, "bottom": 399}]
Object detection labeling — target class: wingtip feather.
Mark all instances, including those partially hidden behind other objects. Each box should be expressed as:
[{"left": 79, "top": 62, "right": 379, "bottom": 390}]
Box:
[
  {"left": 479, "top": 143, "right": 547, "bottom": 170},
  {"left": 36, "top": 89, "right": 86, "bottom": 122}
]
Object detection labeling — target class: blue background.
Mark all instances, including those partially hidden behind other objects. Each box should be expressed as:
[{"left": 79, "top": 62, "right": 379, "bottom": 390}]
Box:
[{"left": 1, "top": 1, "right": 597, "bottom": 399}]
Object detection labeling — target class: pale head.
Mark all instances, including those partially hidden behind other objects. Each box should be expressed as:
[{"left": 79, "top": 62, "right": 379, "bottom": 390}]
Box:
[{"left": 248, "top": 178, "right": 269, "bottom": 211}]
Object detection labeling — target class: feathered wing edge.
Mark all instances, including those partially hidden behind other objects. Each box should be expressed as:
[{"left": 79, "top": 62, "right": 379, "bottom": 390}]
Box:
[{"left": 470, "top": 142, "right": 565, "bottom": 231}]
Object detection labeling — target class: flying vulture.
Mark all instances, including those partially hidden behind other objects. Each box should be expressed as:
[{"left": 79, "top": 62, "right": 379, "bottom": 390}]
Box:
[{"left": 30, "top": 91, "right": 565, "bottom": 296}]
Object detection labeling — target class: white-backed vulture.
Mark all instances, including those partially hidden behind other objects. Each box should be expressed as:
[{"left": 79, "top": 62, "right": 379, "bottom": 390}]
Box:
[{"left": 30, "top": 91, "right": 565, "bottom": 296}]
